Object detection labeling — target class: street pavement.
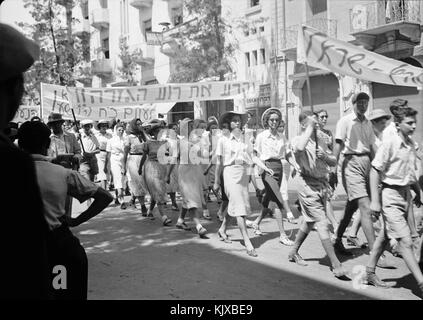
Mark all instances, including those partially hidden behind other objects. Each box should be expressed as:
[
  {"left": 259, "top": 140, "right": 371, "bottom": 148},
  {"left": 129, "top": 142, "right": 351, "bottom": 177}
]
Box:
[{"left": 71, "top": 176, "right": 423, "bottom": 300}]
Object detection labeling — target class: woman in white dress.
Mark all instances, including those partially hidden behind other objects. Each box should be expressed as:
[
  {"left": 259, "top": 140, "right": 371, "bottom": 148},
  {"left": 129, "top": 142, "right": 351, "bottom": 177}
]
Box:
[
  {"left": 105, "top": 123, "right": 126, "bottom": 208},
  {"left": 123, "top": 118, "right": 149, "bottom": 214},
  {"left": 95, "top": 119, "right": 112, "bottom": 190},
  {"left": 214, "top": 112, "right": 273, "bottom": 257}
]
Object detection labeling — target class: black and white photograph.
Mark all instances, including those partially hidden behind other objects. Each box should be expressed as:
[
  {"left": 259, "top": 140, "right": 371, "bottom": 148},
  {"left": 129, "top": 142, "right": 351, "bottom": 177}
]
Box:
[{"left": 1, "top": 0, "right": 423, "bottom": 306}]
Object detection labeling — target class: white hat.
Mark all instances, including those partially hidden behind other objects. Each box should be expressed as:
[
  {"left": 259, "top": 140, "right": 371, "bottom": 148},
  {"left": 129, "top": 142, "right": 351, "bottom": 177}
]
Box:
[{"left": 80, "top": 119, "right": 93, "bottom": 126}]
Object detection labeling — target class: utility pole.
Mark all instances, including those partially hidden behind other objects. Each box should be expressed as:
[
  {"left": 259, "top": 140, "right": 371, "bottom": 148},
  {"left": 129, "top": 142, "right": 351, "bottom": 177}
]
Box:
[{"left": 282, "top": 0, "right": 289, "bottom": 139}]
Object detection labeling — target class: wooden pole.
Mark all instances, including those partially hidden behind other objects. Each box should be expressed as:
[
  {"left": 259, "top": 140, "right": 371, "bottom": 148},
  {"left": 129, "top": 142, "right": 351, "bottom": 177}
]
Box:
[{"left": 304, "top": 62, "right": 318, "bottom": 151}]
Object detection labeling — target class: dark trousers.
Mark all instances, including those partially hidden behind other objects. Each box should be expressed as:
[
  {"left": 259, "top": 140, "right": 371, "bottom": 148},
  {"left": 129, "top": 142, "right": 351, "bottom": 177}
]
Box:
[{"left": 47, "top": 225, "right": 88, "bottom": 300}]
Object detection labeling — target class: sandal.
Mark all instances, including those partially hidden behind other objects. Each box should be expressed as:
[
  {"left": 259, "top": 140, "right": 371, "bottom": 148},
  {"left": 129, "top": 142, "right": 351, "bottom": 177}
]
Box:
[
  {"left": 162, "top": 216, "right": 172, "bottom": 226},
  {"left": 279, "top": 235, "right": 294, "bottom": 246},
  {"left": 217, "top": 230, "right": 232, "bottom": 243},
  {"left": 176, "top": 222, "right": 191, "bottom": 231},
  {"left": 246, "top": 248, "right": 258, "bottom": 257}
]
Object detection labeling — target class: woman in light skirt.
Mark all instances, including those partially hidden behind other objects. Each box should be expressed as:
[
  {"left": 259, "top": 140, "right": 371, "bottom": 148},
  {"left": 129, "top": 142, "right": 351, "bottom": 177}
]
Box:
[
  {"left": 171, "top": 118, "right": 208, "bottom": 237},
  {"left": 105, "top": 123, "right": 126, "bottom": 207},
  {"left": 214, "top": 112, "right": 273, "bottom": 257},
  {"left": 139, "top": 119, "right": 172, "bottom": 226},
  {"left": 123, "top": 118, "right": 148, "bottom": 214}
]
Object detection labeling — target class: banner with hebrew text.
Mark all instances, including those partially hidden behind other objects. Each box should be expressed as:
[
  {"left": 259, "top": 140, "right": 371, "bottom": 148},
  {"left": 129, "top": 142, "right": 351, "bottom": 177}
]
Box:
[
  {"left": 297, "top": 25, "right": 423, "bottom": 88},
  {"left": 12, "top": 106, "right": 41, "bottom": 123},
  {"left": 41, "top": 81, "right": 257, "bottom": 121}
]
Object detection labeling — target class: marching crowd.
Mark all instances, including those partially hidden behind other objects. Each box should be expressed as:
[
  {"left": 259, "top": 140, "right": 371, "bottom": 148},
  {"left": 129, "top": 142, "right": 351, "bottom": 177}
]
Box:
[{"left": 1, "top": 22, "right": 423, "bottom": 300}]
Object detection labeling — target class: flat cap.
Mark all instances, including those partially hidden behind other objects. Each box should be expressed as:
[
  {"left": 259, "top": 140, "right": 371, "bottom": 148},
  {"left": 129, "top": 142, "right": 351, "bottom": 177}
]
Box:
[{"left": 0, "top": 23, "right": 40, "bottom": 81}]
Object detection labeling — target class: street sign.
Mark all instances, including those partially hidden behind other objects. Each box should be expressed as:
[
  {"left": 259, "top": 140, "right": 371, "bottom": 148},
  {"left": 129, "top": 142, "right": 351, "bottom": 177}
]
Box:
[{"left": 146, "top": 32, "right": 163, "bottom": 46}]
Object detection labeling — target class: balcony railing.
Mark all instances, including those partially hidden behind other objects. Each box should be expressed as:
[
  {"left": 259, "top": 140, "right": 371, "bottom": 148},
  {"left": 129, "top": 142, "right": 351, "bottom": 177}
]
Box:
[
  {"left": 161, "top": 18, "right": 198, "bottom": 44},
  {"left": 350, "top": 1, "right": 421, "bottom": 33},
  {"left": 130, "top": 0, "right": 152, "bottom": 9},
  {"left": 280, "top": 19, "right": 338, "bottom": 51},
  {"left": 91, "top": 59, "right": 112, "bottom": 77},
  {"left": 91, "top": 8, "right": 109, "bottom": 30}
]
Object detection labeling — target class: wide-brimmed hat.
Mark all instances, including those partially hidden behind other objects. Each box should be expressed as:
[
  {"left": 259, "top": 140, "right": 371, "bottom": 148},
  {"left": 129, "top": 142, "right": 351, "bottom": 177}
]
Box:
[
  {"left": 96, "top": 119, "right": 109, "bottom": 129},
  {"left": 368, "top": 109, "right": 391, "bottom": 121},
  {"left": 352, "top": 92, "right": 370, "bottom": 104},
  {"left": 0, "top": 23, "right": 40, "bottom": 81},
  {"left": 218, "top": 112, "right": 247, "bottom": 129},
  {"left": 261, "top": 107, "right": 283, "bottom": 128},
  {"left": 80, "top": 119, "right": 94, "bottom": 126},
  {"left": 47, "top": 113, "right": 65, "bottom": 124}
]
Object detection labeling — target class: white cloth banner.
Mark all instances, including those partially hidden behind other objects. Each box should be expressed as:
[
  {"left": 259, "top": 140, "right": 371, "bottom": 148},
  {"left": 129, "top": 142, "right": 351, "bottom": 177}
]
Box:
[
  {"left": 41, "top": 83, "right": 159, "bottom": 122},
  {"left": 297, "top": 25, "right": 423, "bottom": 88},
  {"left": 12, "top": 106, "right": 41, "bottom": 122},
  {"left": 41, "top": 80, "right": 256, "bottom": 121}
]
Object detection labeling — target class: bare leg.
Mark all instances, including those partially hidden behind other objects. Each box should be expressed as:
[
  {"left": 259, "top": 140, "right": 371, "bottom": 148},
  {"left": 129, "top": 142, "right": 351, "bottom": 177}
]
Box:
[
  {"left": 326, "top": 199, "right": 339, "bottom": 233},
  {"left": 236, "top": 216, "right": 254, "bottom": 252},
  {"left": 358, "top": 197, "right": 375, "bottom": 250},
  {"left": 348, "top": 211, "right": 361, "bottom": 237},
  {"left": 399, "top": 236, "right": 423, "bottom": 285}
]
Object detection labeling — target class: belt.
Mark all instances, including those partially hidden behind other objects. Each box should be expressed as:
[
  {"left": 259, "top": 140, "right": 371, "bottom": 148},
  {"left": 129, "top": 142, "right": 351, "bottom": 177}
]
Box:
[
  {"left": 264, "top": 158, "right": 282, "bottom": 162},
  {"left": 129, "top": 153, "right": 143, "bottom": 156},
  {"left": 100, "top": 149, "right": 107, "bottom": 152},
  {"left": 344, "top": 153, "right": 370, "bottom": 157},
  {"left": 381, "top": 183, "right": 409, "bottom": 190}
]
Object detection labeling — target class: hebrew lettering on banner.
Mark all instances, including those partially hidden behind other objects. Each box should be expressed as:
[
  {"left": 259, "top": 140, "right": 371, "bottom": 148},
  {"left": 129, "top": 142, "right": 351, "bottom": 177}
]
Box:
[
  {"left": 297, "top": 25, "right": 423, "bottom": 88},
  {"left": 12, "top": 106, "right": 41, "bottom": 123},
  {"left": 41, "top": 81, "right": 258, "bottom": 121},
  {"left": 42, "top": 81, "right": 257, "bottom": 110}
]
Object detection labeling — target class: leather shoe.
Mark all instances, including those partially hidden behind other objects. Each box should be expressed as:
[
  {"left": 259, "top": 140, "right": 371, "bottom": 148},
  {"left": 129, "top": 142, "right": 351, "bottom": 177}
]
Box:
[{"left": 288, "top": 253, "right": 308, "bottom": 266}]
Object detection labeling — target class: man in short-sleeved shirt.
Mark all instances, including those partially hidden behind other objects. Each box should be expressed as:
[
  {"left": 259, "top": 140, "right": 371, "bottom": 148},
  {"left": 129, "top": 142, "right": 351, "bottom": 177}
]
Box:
[
  {"left": 18, "top": 121, "right": 112, "bottom": 300},
  {"left": 332, "top": 92, "right": 378, "bottom": 257}
]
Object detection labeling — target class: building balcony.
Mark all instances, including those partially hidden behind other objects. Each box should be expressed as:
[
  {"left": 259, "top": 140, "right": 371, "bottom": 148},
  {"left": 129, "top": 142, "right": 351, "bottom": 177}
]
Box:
[
  {"left": 91, "top": 59, "right": 112, "bottom": 77},
  {"left": 350, "top": 2, "right": 421, "bottom": 50},
  {"left": 161, "top": 18, "right": 198, "bottom": 44},
  {"left": 91, "top": 8, "right": 109, "bottom": 30},
  {"left": 280, "top": 19, "right": 337, "bottom": 60},
  {"left": 130, "top": 0, "right": 152, "bottom": 9},
  {"left": 350, "top": 2, "right": 420, "bottom": 33},
  {"left": 73, "top": 19, "right": 90, "bottom": 38}
]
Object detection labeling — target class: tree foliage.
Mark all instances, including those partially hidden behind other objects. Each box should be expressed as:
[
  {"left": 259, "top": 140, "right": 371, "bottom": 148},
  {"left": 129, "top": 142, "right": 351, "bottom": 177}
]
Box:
[
  {"left": 117, "top": 36, "right": 139, "bottom": 86},
  {"left": 169, "top": 0, "right": 235, "bottom": 83},
  {"left": 18, "top": 0, "right": 90, "bottom": 104}
]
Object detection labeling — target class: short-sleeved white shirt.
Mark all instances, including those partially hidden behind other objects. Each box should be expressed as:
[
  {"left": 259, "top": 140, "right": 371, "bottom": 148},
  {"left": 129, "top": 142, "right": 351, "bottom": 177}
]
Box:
[
  {"left": 254, "top": 129, "right": 288, "bottom": 161},
  {"left": 32, "top": 154, "right": 99, "bottom": 230},
  {"left": 372, "top": 131, "right": 419, "bottom": 186},
  {"left": 215, "top": 133, "right": 253, "bottom": 166},
  {"left": 106, "top": 135, "right": 125, "bottom": 156},
  {"left": 335, "top": 112, "right": 375, "bottom": 155}
]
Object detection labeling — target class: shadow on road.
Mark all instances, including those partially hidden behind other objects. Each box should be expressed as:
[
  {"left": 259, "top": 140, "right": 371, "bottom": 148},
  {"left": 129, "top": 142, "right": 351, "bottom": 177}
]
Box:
[{"left": 73, "top": 205, "right": 380, "bottom": 300}]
